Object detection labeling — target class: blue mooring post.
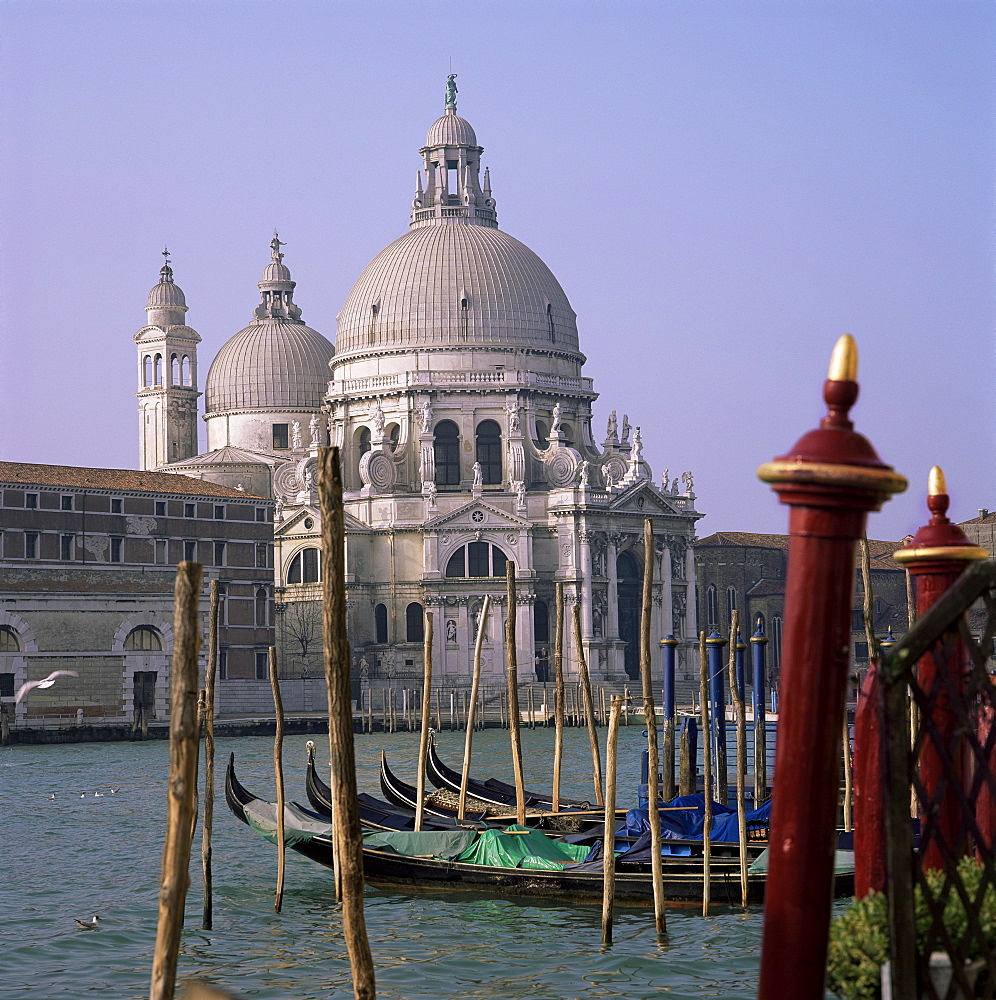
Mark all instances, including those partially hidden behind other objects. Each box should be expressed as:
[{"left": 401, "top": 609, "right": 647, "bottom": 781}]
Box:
[
  {"left": 751, "top": 619, "right": 768, "bottom": 805},
  {"left": 660, "top": 634, "right": 678, "bottom": 800},
  {"left": 706, "top": 631, "right": 728, "bottom": 805},
  {"left": 735, "top": 630, "right": 746, "bottom": 705}
]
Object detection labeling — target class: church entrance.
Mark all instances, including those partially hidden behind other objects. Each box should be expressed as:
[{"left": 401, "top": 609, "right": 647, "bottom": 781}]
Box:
[{"left": 616, "top": 551, "right": 643, "bottom": 680}]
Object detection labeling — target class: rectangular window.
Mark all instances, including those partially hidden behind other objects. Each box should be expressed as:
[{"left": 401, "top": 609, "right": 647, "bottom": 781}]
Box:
[
  {"left": 25, "top": 492, "right": 38, "bottom": 509},
  {"left": 255, "top": 649, "right": 269, "bottom": 680},
  {"left": 61, "top": 495, "right": 73, "bottom": 511},
  {"left": 255, "top": 507, "right": 267, "bottom": 522},
  {"left": 184, "top": 503, "right": 195, "bottom": 518},
  {"left": 214, "top": 541, "right": 226, "bottom": 567},
  {"left": 25, "top": 532, "right": 38, "bottom": 559},
  {"left": 854, "top": 641, "right": 869, "bottom": 661},
  {"left": 272, "top": 423, "right": 289, "bottom": 449},
  {"left": 110, "top": 536, "right": 123, "bottom": 562},
  {"left": 61, "top": 534, "right": 74, "bottom": 560},
  {"left": 0, "top": 673, "right": 14, "bottom": 698},
  {"left": 154, "top": 539, "right": 168, "bottom": 564},
  {"left": 219, "top": 647, "right": 228, "bottom": 681},
  {"left": 214, "top": 504, "right": 225, "bottom": 520},
  {"left": 183, "top": 540, "right": 196, "bottom": 562},
  {"left": 111, "top": 498, "right": 123, "bottom": 513},
  {"left": 155, "top": 501, "right": 167, "bottom": 516},
  {"left": 255, "top": 543, "right": 268, "bottom": 568}
]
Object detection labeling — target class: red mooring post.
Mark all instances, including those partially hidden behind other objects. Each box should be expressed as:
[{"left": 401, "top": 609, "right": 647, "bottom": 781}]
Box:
[
  {"left": 756, "top": 336, "right": 907, "bottom": 1000},
  {"left": 854, "top": 650, "right": 887, "bottom": 897},
  {"left": 892, "top": 467, "right": 989, "bottom": 871}
]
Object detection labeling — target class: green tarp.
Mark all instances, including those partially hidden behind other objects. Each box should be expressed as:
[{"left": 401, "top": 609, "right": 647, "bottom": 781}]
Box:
[
  {"left": 243, "top": 799, "right": 332, "bottom": 848},
  {"left": 362, "top": 825, "right": 590, "bottom": 871},
  {"left": 748, "top": 848, "right": 855, "bottom": 875},
  {"left": 454, "top": 825, "right": 590, "bottom": 871},
  {"left": 363, "top": 829, "right": 477, "bottom": 859}
]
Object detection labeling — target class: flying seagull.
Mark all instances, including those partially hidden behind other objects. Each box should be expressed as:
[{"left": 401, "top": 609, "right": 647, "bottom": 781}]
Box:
[
  {"left": 74, "top": 915, "right": 99, "bottom": 929},
  {"left": 15, "top": 671, "right": 78, "bottom": 704}
]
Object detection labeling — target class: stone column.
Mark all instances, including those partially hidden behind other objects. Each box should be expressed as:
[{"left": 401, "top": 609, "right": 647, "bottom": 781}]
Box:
[
  {"left": 579, "top": 532, "right": 594, "bottom": 635},
  {"left": 683, "top": 544, "right": 697, "bottom": 641},
  {"left": 606, "top": 534, "right": 620, "bottom": 638}
]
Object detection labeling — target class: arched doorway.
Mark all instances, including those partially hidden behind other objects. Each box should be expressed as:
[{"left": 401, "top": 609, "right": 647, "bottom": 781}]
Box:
[{"left": 617, "top": 550, "right": 643, "bottom": 680}]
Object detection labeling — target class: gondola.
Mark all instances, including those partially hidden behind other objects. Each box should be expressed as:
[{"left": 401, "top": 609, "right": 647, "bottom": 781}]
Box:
[
  {"left": 379, "top": 749, "right": 498, "bottom": 821},
  {"left": 225, "top": 752, "right": 790, "bottom": 905},
  {"left": 304, "top": 742, "right": 488, "bottom": 831},
  {"left": 424, "top": 731, "right": 592, "bottom": 811}
]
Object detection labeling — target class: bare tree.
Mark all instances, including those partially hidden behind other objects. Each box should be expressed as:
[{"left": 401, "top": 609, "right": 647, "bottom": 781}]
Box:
[{"left": 279, "top": 599, "right": 323, "bottom": 678}]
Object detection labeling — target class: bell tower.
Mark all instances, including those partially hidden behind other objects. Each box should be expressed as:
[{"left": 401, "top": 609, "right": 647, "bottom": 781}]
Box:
[{"left": 134, "top": 251, "right": 201, "bottom": 470}]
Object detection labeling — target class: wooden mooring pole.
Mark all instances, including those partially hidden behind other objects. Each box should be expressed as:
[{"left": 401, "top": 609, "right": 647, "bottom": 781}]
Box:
[
  {"left": 699, "top": 630, "right": 712, "bottom": 918},
  {"left": 756, "top": 336, "right": 906, "bottom": 1000},
  {"left": 201, "top": 579, "right": 219, "bottom": 931},
  {"left": 640, "top": 519, "right": 666, "bottom": 939},
  {"left": 459, "top": 595, "right": 490, "bottom": 822},
  {"left": 601, "top": 696, "right": 623, "bottom": 945},
  {"left": 505, "top": 562, "right": 527, "bottom": 826},
  {"left": 573, "top": 604, "right": 604, "bottom": 806},
  {"left": 268, "top": 646, "right": 286, "bottom": 912},
  {"left": 552, "top": 582, "right": 565, "bottom": 812},
  {"left": 150, "top": 561, "right": 202, "bottom": 1000},
  {"left": 318, "top": 447, "right": 376, "bottom": 1000},
  {"left": 414, "top": 613, "right": 434, "bottom": 832},
  {"left": 727, "top": 612, "right": 749, "bottom": 908}
]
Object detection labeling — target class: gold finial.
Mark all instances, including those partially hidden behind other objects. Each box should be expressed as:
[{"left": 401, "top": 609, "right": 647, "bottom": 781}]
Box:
[
  {"left": 928, "top": 465, "right": 946, "bottom": 496},
  {"left": 827, "top": 334, "right": 858, "bottom": 381}
]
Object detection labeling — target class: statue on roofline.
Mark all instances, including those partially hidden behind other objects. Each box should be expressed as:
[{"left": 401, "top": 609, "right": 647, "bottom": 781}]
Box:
[{"left": 445, "top": 74, "right": 458, "bottom": 109}]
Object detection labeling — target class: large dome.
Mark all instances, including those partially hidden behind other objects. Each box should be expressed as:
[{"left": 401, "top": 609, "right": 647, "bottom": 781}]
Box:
[
  {"left": 335, "top": 223, "right": 578, "bottom": 356},
  {"left": 205, "top": 319, "right": 333, "bottom": 413}
]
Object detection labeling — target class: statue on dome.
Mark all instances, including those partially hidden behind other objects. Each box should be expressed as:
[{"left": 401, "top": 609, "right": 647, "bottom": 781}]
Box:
[
  {"left": 445, "top": 74, "right": 458, "bottom": 109},
  {"left": 579, "top": 461, "right": 590, "bottom": 487},
  {"left": 270, "top": 233, "right": 285, "bottom": 262},
  {"left": 630, "top": 427, "right": 644, "bottom": 465},
  {"left": 372, "top": 401, "right": 386, "bottom": 437}
]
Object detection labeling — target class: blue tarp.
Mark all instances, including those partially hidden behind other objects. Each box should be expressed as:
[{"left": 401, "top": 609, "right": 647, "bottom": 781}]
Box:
[{"left": 622, "top": 793, "right": 771, "bottom": 843}]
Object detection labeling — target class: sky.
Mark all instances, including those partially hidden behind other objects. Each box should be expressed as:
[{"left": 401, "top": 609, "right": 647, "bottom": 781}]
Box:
[{"left": 2, "top": 0, "right": 993, "bottom": 542}]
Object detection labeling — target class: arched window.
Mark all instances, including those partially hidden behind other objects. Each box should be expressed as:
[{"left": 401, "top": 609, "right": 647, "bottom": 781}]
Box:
[
  {"left": 386, "top": 424, "right": 400, "bottom": 453},
  {"left": 153, "top": 354, "right": 163, "bottom": 386},
  {"left": 124, "top": 626, "right": 163, "bottom": 651},
  {"left": 445, "top": 543, "right": 510, "bottom": 578},
  {"left": 706, "top": 586, "right": 719, "bottom": 629},
  {"left": 181, "top": 355, "right": 191, "bottom": 386},
  {"left": 546, "top": 302, "right": 555, "bottom": 341},
  {"left": 170, "top": 354, "right": 180, "bottom": 386},
  {"left": 143, "top": 355, "right": 153, "bottom": 387},
  {"left": 358, "top": 427, "right": 371, "bottom": 457},
  {"left": 375, "top": 603, "right": 388, "bottom": 644},
  {"left": 727, "top": 587, "right": 737, "bottom": 618},
  {"left": 255, "top": 587, "right": 268, "bottom": 627},
  {"left": 772, "top": 616, "right": 783, "bottom": 672},
  {"left": 288, "top": 547, "right": 321, "bottom": 585},
  {"left": 434, "top": 420, "right": 460, "bottom": 486},
  {"left": 475, "top": 420, "right": 502, "bottom": 485},
  {"left": 406, "top": 603, "right": 425, "bottom": 643},
  {"left": 533, "top": 600, "right": 550, "bottom": 643},
  {"left": 0, "top": 625, "right": 20, "bottom": 652},
  {"left": 533, "top": 420, "right": 549, "bottom": 449}
]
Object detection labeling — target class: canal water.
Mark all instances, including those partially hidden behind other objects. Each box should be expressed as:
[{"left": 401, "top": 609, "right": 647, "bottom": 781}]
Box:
[{"left": 5, "top": 726, "right": 774, "bottom": 999}]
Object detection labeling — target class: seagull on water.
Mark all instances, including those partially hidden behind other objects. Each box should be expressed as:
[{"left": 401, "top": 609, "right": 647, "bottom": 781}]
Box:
[
  {"left": 74, "top": 915, "right": 100, "bottom": 929},
  {"left": 15, "top": 671, "right": 79, "bottom": 704},
  {"left": 94, "top": 792, "right": 103, "bottom": 797}
]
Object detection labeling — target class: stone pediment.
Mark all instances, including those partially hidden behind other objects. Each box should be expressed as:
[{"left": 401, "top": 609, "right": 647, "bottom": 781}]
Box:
[
  {"left": 423, "top": 499, "right": 530, "bottom": 532},
  {"left": 605, "top": 482, "right": 682, "bottom": 516},
  {"left": 275, "top": 506, "right": 366, "bottom": 537}
]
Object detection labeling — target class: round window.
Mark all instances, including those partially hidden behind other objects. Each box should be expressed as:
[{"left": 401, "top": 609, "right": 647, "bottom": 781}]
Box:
[
  {"left": 471, "top": 510, "right": 485, "bottom": 523},
  {"left": 304, "top": 517, "right": 314, "bottom": 529}
]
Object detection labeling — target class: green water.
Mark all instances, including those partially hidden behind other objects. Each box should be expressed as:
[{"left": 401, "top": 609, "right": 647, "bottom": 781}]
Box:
[{"left": 4, "top": 727, "right": 767, "bottom": 999}]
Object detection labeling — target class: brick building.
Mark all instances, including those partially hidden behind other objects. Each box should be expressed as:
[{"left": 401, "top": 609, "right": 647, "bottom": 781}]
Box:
[
  {"left": 694, "top": 531, "right": 909, "bottom": 688},
  {"left": 0, "top": 462, "right": 273, "bottom": 725}
]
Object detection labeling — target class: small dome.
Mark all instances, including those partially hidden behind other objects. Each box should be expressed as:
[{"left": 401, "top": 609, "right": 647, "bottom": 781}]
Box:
[
  {"left": 261, "top": 261, "right": 292, "bottom": 283},
  {"left": 425, "top": 111, "right": 478, "bottom": 148},
  {"left": 147, "top": 267, "right": 187, "bottom": 309},
  {"left": 205, "top": 320, "right": 334, "bottom": 414}
]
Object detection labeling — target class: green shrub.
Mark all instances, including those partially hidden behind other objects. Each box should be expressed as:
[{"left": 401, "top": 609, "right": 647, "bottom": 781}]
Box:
[{"left": 826, "top": 858, "right": 996, "bottom": 999}]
